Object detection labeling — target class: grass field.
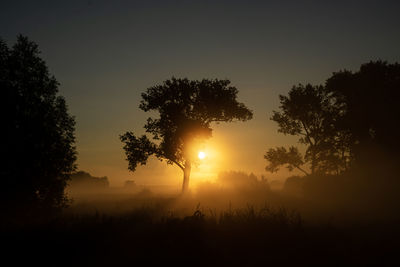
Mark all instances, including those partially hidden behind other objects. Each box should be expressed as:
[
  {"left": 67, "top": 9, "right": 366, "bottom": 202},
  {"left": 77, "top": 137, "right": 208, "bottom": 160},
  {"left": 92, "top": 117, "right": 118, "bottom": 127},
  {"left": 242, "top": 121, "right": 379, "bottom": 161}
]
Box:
[{"left": 2, "top": 192, "right": 399, "bottom": 266}]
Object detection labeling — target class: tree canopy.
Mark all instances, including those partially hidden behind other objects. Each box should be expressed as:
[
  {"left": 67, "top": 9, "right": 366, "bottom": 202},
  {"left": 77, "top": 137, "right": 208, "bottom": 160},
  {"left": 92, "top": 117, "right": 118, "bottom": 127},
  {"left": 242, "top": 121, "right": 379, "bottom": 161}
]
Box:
[
  {"left": 1, "top": 35, "right": 76, "bottom": 213},
  {"left": 266, "top": 61, "right": 400, "bottom": 176},
  {"left": 264, "top": 146, "right": 308, "bottom": 175},
  {"left": 326, "top": 61, "right": 400, "bottom": 160},
  {"left": 121, "top": 77, "right": 253, "bottom": 192},
  {"left": 268, "top": 84, "right": 349, "bottom": 175}
]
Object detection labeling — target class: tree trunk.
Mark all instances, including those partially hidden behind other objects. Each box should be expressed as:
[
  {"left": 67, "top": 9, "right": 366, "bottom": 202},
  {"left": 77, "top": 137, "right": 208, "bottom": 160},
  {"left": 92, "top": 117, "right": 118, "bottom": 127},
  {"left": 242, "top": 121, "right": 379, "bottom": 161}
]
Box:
[
  {"left": 310, "top": 146, "right": 316, "bottom": 175},
  {"left": 181, "top": 160, "right": 191, "bottom": 194}
]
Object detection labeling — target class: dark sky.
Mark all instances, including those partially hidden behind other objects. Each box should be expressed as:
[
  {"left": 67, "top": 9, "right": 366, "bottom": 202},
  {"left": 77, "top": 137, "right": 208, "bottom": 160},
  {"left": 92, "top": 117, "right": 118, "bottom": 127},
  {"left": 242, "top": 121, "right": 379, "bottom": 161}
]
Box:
[{"left": 2, "top": 0, "right": 400, "bottom": 186}]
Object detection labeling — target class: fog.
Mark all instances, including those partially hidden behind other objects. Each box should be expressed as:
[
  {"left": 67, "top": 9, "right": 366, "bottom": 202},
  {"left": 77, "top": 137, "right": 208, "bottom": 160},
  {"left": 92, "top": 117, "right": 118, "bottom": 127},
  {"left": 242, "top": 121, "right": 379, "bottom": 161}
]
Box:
[{"left": 65, "top": 161, "right": 400, "bottom": 226}]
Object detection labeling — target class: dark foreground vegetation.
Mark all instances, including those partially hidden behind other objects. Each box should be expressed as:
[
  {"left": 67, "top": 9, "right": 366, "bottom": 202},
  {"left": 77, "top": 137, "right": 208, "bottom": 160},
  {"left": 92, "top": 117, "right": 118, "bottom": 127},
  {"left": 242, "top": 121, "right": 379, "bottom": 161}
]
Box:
[{"left": 2, "top": 198, "right": 399, "bottom": 266}]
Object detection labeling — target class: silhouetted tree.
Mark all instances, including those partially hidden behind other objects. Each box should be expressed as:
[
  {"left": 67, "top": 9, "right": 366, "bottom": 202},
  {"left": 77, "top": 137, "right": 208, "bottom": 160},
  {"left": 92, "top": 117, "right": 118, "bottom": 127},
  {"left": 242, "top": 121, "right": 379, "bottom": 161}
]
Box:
[
  {"left": 326, "top": 61, "right": 400, "bottom": 162},
  {"left": 267, "top": 61, "right": 400, "bottom": 177},
  {"left": 265, "top": 146, "right": 309, "bottom": 175},
  {"left": 267, "top": 84, "right": 350, "bottom": 175},
  {"left": 121, "top": 78, "right": 252, "bottom": 193},
  {"left": 1, "top": 35, "right": 76, "bottom": 214}
]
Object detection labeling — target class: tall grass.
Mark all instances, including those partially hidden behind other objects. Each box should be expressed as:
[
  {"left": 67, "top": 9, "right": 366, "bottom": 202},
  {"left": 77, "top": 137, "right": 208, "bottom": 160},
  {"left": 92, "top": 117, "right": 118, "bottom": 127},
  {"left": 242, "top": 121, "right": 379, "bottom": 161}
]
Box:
[{"left": 2, "top": 201, "right": 398, "bottom": 266}]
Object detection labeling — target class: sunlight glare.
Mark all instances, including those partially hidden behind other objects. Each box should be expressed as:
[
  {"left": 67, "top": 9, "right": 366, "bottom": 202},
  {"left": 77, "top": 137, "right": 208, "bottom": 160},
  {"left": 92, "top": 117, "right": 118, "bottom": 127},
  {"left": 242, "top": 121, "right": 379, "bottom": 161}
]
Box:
[{"left": 198, "top": 151, "right": 206, "bottom": 159}]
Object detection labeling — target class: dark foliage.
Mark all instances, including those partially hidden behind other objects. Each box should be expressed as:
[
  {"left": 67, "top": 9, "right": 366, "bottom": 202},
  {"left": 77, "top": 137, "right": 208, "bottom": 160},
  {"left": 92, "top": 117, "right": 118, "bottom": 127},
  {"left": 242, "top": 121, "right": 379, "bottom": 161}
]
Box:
[
  {"left": 282, "top": 175, "right": 304, "bottom": 196},
  {"left": 266, "top": 61, "right": 400, "bottom": 177},
  {"left": 121, "top": 78, "right": 253, "bottom": 193},
  {"left": 326, "top": 61, "right": 400, "bottom": 162},
  {"left": 69, "top": 171, "right": 109, "bottom": 189},
  {"left": 1, "top": 35, "right": 76, "bottom": 214},
  {"left": 267, "top": 84, "right": 350, "bottom": 175},
  {"left": 265, "top": 146, "right": 308, "bottom": 175}
]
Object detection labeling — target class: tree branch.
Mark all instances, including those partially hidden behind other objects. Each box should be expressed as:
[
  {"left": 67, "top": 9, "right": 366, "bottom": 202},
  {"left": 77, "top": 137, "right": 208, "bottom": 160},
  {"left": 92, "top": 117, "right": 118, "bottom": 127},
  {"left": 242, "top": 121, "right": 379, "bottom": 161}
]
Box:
[
  {"left": 294, "top": 164, "right": 309, "bottom": 176},
  {"left": 167, "top": 157, "right": 184, "bottom": 171},
  {"left": 301, "top": 121, "right": 314, "bottom": 146}
]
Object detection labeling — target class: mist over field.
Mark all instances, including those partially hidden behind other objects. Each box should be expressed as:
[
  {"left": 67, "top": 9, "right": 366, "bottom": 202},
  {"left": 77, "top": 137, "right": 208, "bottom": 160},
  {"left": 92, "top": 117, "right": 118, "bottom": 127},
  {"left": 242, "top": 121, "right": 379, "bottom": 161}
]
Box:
[
  {"left": 9, "top": 166, "right": 394, "bottom": 266},
  {"left": 65, "top": 165, "right": 400, "bottom": 225}
]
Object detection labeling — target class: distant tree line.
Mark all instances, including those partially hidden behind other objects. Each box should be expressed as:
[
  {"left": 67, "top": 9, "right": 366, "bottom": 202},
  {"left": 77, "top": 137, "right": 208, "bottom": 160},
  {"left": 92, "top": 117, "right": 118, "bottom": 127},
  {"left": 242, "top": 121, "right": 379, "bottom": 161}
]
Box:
[{"left": 69, "top": 171, "right": 109, "bottom": 189}]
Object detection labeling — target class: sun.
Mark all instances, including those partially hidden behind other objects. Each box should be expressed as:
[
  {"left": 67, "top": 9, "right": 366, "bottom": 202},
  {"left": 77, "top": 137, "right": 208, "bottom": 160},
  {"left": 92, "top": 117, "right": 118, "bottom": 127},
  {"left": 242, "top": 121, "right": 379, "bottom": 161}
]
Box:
[{"left": 198, "top": 151, "right": 206, "bottom": 160}]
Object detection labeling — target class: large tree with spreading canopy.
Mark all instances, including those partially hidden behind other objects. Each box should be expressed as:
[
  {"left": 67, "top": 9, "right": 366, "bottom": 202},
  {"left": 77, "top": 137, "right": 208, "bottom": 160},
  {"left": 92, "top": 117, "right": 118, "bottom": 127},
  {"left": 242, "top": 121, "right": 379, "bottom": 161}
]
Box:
[
  {"left": 265, "top": 84, "right": 349, "bottom": 176},
  {"left": 265, "top": 61, "right": 400, "bottom": 177},
  {"left": 120, "top": 78, "right": 253, "bottom": 193}
]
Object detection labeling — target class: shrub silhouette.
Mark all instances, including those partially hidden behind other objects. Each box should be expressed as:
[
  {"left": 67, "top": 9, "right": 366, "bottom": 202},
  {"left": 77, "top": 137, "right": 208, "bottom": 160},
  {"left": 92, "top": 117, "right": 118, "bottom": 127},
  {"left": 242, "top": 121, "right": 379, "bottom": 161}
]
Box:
[{"left": 69, "top": 171, "right": 109, "bottom": 190}]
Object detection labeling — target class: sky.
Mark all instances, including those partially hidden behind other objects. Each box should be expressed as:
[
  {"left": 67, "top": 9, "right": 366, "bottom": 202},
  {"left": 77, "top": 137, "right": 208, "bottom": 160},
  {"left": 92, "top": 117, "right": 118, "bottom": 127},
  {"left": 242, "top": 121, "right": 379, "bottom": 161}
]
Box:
[{"left": 2, "top": 0, "right": 400, "bottom": 187}]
